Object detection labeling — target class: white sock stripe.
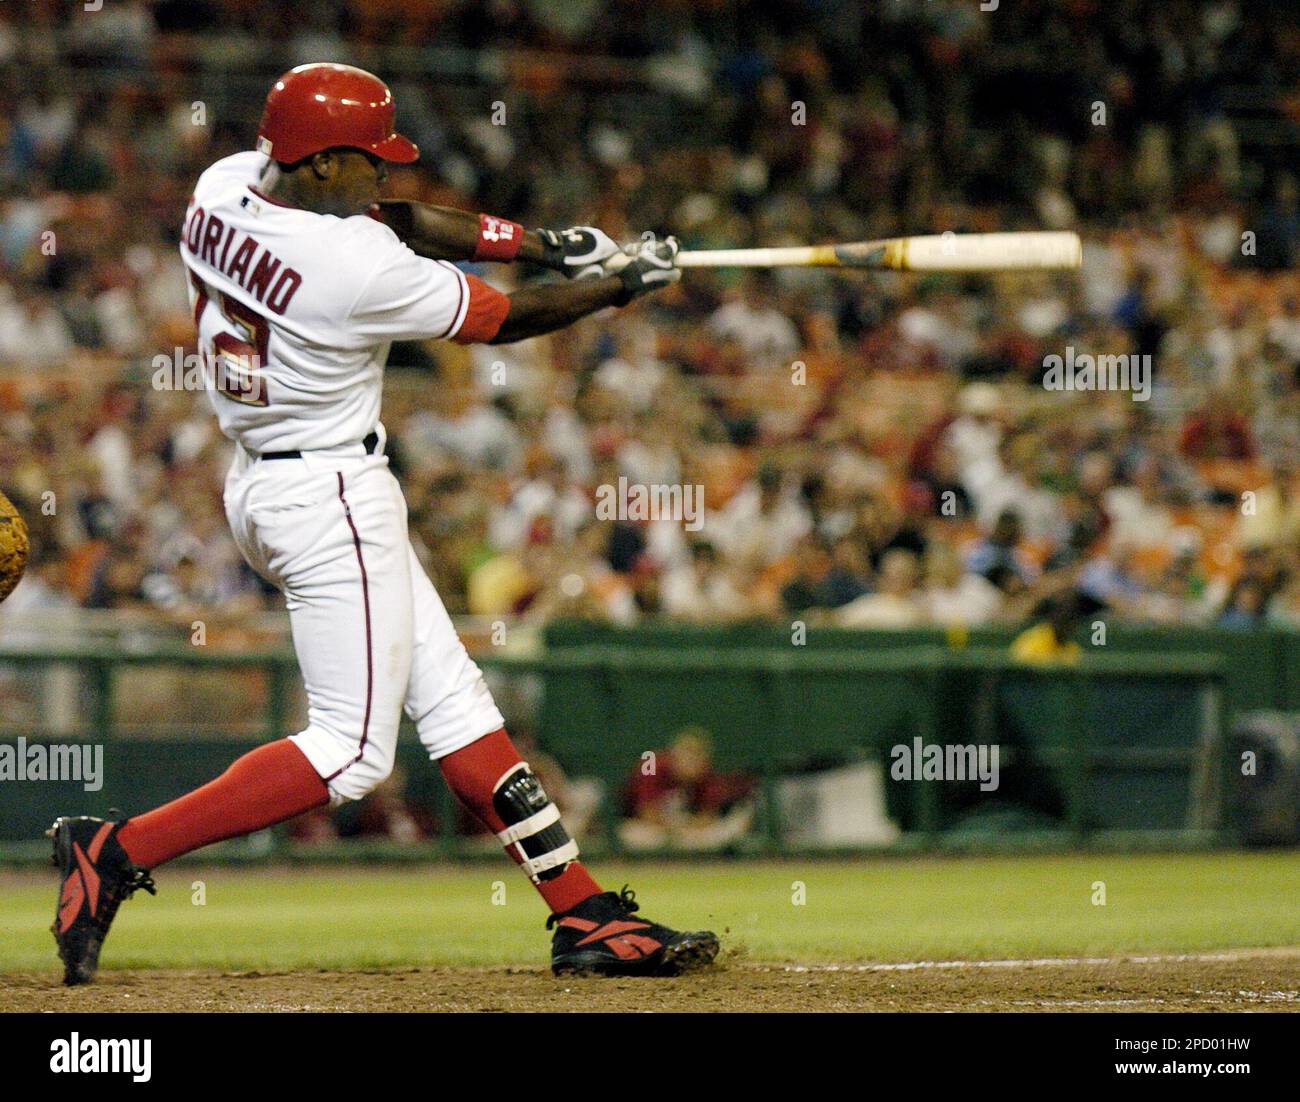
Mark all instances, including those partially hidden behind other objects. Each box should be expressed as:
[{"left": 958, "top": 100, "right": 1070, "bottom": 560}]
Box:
[
  {"left": 519, "top": 839, "right": 580, "bottom": 879},
  {"left": 495, "top": 802, "right": 561, "bottom": 846}
]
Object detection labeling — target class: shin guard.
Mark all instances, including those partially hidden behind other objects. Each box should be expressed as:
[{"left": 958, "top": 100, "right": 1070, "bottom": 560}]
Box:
[{"left": 491, "top": 764, "right": 579, "bottom": 883}]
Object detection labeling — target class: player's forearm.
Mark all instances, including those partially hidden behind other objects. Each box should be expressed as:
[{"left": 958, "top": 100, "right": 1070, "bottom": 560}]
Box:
[
  {"left": 490, "top": 236, "right": 681, "bottom": 341},
  {"left": 373, "top": 200, "right": 551, "bottom": 264},
  {"left": 490, "top": 277, "right": 626, "bottom": 344}
]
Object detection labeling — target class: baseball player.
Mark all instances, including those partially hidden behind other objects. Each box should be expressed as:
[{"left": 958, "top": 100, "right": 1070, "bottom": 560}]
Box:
[{"left": 48, "top": 63, "right": 719, "bottom": 985}]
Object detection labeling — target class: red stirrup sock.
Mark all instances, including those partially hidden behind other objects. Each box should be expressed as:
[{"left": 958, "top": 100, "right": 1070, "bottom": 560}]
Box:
[
  {"left": 440, "top": 728, "right": 602, "bottom": 915},
  {"left": 116, "top": 739, "right": 330, "bottom": 869}
]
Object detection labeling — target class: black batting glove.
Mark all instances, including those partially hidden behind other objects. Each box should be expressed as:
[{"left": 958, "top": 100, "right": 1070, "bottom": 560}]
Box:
[
  {"left": 537, "top": 226, "right": 622, "bottom": 276},
  {"left": 611, "top": 235, "right": 682, "bottom": 305}
]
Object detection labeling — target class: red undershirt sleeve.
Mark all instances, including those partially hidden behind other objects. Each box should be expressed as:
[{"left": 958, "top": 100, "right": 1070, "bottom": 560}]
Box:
[{"left": 451, "top": 273, "right": 511, "bottom": 344}]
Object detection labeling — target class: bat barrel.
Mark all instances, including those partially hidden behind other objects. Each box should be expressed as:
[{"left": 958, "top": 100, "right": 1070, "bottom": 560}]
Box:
[{"left": 892, "top": 231, "right": 1082, "bottom": 272}]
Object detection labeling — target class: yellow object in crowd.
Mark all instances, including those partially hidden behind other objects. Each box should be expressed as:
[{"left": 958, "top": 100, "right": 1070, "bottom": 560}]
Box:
[{"left": 1009, "top": 622, "right": 1082, "bottom": 666}]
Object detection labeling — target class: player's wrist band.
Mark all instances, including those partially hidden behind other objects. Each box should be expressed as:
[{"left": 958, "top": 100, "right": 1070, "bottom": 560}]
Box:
[{"left": 473, "top": 213, "right": 524, "bottom": 262}]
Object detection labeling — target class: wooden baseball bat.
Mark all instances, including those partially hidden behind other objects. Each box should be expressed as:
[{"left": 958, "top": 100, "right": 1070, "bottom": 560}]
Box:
[{"left": 669, "top": 231, "right": 1082, "bottom": 271}]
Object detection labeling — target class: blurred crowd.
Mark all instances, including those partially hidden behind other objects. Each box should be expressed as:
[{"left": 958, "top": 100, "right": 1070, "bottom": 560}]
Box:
[{"left": 2, "top": 0, "right": 1300, "bottom": 634}]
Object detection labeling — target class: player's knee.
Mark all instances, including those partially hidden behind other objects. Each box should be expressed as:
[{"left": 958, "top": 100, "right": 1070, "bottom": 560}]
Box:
[
  {"left": 318, "top": 731, "right": 397, "bottom": 803},
  {"left": 493, "top": 763, "right": 579, "bottom": 882},
  {"left": 355, "top": 741, "right": 397, "bottom": 795}
]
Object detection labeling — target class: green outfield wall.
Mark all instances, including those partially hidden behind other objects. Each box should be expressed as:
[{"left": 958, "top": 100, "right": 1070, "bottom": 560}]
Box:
[{"left": 0, "top": 623, "right": 1292, "bottom": 857}]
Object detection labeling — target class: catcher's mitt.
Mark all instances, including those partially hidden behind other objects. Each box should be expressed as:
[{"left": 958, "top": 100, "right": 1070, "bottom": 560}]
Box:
[{"left": 0, "top": 489, "right": 30, "bottom": 603}]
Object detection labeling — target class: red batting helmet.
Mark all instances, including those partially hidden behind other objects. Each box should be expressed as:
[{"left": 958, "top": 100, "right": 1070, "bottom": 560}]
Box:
[{"left": 256, "top": 63, "right": 419, "bottom": 165}]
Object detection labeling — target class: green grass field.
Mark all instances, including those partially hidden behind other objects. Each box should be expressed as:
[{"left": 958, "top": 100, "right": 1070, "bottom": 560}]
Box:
[{"left": 2, "top": 852, "right": 1298, "bottom": 974}]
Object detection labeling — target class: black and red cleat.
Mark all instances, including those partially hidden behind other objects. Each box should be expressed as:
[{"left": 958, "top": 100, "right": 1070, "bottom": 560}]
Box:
[
  {"left": 48, "top": 816, "right": 155, "bottom": 986},
  {"left": 548, "top": 886, "right": 719, "bottom": 977}
]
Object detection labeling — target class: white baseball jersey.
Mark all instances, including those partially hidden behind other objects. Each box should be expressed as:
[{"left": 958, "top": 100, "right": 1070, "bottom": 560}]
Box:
[{"left": 180, "top": 151, "right": 507, "bottom": 454}]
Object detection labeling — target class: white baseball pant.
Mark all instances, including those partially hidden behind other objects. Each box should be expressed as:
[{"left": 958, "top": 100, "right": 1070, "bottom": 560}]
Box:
[{"left": 223, "top": 430, "right": 504, "bottom": 804}]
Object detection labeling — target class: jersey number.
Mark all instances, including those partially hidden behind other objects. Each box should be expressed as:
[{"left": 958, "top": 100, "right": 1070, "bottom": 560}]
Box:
[{"left": 207, "top": 292, "right": 270, "bottom": 407}]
